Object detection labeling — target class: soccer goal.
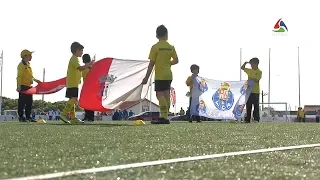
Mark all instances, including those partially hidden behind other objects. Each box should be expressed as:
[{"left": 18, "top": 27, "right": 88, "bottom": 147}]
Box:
[{"left": 259, "top": 102, "right": 292, "bottom": 122}]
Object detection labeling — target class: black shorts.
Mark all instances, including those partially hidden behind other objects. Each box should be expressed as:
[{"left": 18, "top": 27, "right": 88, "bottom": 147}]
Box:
[
  {"left": 65, "top": 88, "right": 79, "bottom": 98},
  {"left": 154, "top": 80, "right": 172, "bottom": 92}
]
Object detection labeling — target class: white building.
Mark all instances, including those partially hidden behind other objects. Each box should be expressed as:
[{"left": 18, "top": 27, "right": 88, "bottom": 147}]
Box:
[{"left": 117, "top": 98, "right": 160, "bottom": 115}]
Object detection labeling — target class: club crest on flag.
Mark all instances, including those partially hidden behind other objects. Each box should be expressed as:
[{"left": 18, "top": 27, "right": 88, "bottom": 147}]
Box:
[
  {"left": 98, "top": 74, "right": 117, "bottom": 99},
  {"left": 198, "top": 78, "right": 208, "bottom": 92},
  {"left": 212, "top": 82, "right": 234, "bottom": 111},
  {"left": 240, "top": 81, "right": 249, "bottom": 95},
  {"left": 196, "top": 99, "right": 207, "bottom": 116},
  {"left": 233, "top": 104, "right": 246, "bottom": 117}
]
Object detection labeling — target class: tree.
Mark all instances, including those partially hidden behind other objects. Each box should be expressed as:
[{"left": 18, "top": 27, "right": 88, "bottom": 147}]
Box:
[{"left": 1, "top": 97, "right": 83, "bottom": 114}]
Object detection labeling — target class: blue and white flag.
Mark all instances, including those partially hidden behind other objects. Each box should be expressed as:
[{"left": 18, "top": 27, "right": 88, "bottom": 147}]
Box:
[{"left": 190, "top": 76, "right": 254, "bottom": 120}]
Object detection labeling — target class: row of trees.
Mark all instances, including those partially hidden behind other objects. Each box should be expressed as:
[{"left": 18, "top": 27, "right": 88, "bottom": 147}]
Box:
[{"left": 1, "top": 97, "right": 82, "bottom": 113}]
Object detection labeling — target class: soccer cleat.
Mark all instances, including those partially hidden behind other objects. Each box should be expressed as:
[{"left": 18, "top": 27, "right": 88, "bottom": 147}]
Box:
[
  {"left": 19, "top": 117, "right": 28, "bottom": 122},
  {"left": 151, "top": 117, "right": 170, "bottom": 124},
  {"left": 59, "top": 114, "right": 71, "bottom": 124},
  {"left": 70, "top": 118, "right": 84, "bottom": 124},
  {"left": 26, "top": 117, "right": 37, "bottom": 122},
  {"left": 82, "top": 118, "right": 94, "bottom": 122}
]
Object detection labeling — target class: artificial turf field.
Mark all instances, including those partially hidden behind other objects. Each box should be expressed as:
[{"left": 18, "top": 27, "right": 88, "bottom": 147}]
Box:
[{"left": 1, "top": 120, "right": 320, "bottom": 180}]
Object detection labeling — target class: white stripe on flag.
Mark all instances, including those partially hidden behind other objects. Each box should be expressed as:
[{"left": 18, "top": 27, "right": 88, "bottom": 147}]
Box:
[{"left": 101, "top": 59, "right": 150, "bottom": 109}]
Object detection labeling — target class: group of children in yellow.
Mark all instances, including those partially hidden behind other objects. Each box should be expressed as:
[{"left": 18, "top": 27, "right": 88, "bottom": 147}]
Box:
[{"left": 16, "top": 24, "right": 262, "bottom": 124}]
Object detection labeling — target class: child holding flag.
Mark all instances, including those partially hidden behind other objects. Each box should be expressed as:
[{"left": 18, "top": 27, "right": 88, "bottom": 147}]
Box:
[
  {"left": 186, "top": 64, "right": 201, "bottom": 123},
  {"left": 59, "top": 42, "right": 95, "bottom": 124},
  {"left": 241, "top": 57, "right": 262, "bottom": 123},
  {"left": 82, "top": 54, "right": 95, "bottom": 121},
  {"left": 16, "top": 49, "right": 41, "bottom": 122},
  {"left": 141, "top": 25, "right": 179, "bottom": 124}
]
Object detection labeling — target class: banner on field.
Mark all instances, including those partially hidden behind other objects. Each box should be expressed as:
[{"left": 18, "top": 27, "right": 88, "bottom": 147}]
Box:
[{"left": 190, "top": 76, "right": 254, "bottom": 120}]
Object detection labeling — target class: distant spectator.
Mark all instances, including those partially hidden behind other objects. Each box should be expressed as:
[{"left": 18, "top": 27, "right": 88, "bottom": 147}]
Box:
[
  {"left": 297, "top": 107, "right": 305, "bottom": 122},
  {"left": 112, "top": 109, "right": 119, "bottom": 120},
  {"left": 119, "top": 110, "right": 124, "bottom": 120},
  {"left": 179, "top": 107, "right": 185, "bottom": 116},
  {"left": 48, "top": 110, "right": 53, "bottom": 120},
  {"left": 123, "top": 109, "right": 128, "bottom": 120},
  {"left": 129, "top": 110, "right": 134, "bottom": 117},
  {"left": 55, "top": 110, "right": 60, "bottom": 120}
]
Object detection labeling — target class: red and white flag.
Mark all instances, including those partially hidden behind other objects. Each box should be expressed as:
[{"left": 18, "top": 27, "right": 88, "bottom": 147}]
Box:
[
  {"left": 170, "top": 87, "right": 176, "bottom": 107},
  {"left": 20, "top": 78, "right": 66, "bottom": 95},
  {"left": 79, "top": 58, "right": 151, "bottom": 112}
]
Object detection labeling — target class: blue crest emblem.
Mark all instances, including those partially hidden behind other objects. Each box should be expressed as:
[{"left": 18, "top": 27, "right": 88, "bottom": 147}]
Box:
[
  {"left": 233, "top": 104, "right": 245, "bottom": 117},
  {"left": 198, "top": 78, "right": 208, "bottom": 92},
  {"left": 240, "top": 81, "right": 249, "bottom": 95},
  {"left": 196, "top": 100, "right": 207, "bottom": 115},
  {"left": 212, "top": 82, "right": 234, "bottom": 111}
]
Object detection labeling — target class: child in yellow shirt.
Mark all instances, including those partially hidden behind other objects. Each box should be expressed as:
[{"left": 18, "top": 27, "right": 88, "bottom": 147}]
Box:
[
  {"left": 141, "top": 25, "right": 179, "bottom": 124},
  {"left": 241, "top": 57, "right": 262, "bottom": 123}
]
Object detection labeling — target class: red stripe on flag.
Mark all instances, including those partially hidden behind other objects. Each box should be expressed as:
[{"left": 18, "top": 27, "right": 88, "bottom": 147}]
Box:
[
  {"left": 20, "top": 78, "right": 66, "bottom": 95},
  {"left": 79, "top": 58, "right": 113, "bottom": 112}
]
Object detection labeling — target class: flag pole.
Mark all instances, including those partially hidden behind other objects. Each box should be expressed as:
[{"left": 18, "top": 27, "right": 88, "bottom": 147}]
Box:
[
  {"left": 42, "top": 68, "right": 45, "bottom": 102},
  {"left": 0, "top": 50, "right": 3, "bottom": 115},
  {"left": 139, "top": 99, "right": 142, "bottom": 113},
  {"left": 240, "top": 48, "right": 242, "bottom": 81},
  {"left": 298, "top": 47, "right": 301, "bottom": 108},
  {"left": 268, "top": 48, "right": 271, "bottom": 108},
  {"left": 149, "top": 70, "right": 154, "bottom": 112}
]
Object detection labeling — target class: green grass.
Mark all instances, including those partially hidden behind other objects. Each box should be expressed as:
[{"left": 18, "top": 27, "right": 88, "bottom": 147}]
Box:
[{"left": 1, "top": 121, "right": 320, "bottom": 179}]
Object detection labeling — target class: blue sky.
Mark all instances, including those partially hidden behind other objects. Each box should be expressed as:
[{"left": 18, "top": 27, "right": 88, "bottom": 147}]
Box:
[{"left": 0, "top": 0, "right": 319, "bottom": 112}]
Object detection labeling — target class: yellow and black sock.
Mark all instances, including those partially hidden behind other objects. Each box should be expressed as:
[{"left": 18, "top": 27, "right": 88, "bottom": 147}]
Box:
[
  {"left": 165, "top": 96, "right": 171, "bottom": 112},
  {"left": 70, "top": 104, "right": 76, "bottom": 119},
  {"left": 70, "top": 99, "right": 77, "bottom": 119},
  {"left": 62, "top": 99, "right": 72, "bottom": 115},
  {"left": 158, "top": 96, "right": 168, "bottom": 119},
  {"left": 63, "top": 98, "right": 77, "bottom": 118}
]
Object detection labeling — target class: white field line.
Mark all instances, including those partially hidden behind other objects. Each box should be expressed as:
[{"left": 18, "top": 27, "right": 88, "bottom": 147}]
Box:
[{"left": 7, "top": 143, "right": 320, "bottom": 180}]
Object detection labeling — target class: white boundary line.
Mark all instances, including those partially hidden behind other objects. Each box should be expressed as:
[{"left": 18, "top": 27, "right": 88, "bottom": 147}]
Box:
[{"left": 7, "top": 143, "right": 320, "bottom": 180}]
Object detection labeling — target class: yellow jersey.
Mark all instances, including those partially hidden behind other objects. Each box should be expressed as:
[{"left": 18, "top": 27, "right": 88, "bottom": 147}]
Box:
[
  {"left": 148, "top": 40, "right": 178, "bottom": 80},
  {"left": 17, "top": 61, "right": 36, "bottom": 88},
  {"left": 82, "top": 67, "right": 91, "bottom": 81},
  {"left": 66, "top": 55, "right": 81, "bottom": 88},
  {"left": 297, "top": 110, "right": 305, "bottom": 117},
  {"left": 244, "top": 68, "right": 262, "bottom": 94},
  {"left": 186, "top": 76, "right": 193, "bottom": 95}
]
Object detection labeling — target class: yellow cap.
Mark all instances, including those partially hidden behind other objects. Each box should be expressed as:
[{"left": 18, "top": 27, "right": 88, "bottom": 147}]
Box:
[
  {"left": 20, "top": 49, "right": 34, "bottom": 58},
  {"left": 134, "top": 120, "right": 145, "bottom": 125}
]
